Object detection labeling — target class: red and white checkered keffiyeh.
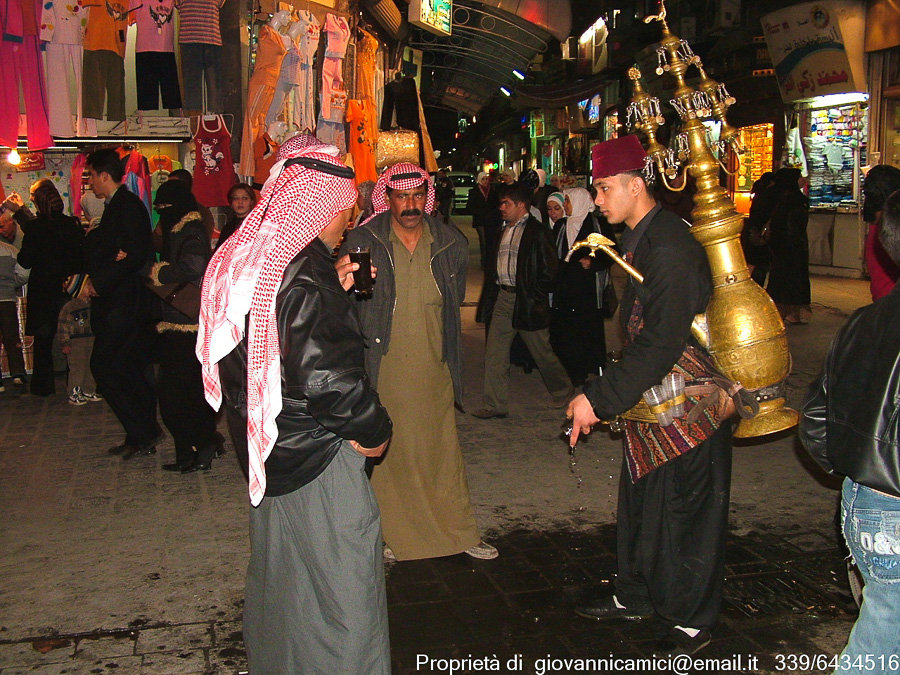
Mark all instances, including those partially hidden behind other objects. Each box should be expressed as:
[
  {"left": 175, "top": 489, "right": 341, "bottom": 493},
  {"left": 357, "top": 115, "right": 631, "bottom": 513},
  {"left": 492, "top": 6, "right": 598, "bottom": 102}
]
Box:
[
  {"left": 362, "top": 162, "right": 435, "bottom": 226},
  {"left": 197, "top": 137, "right": 358, "bottom": 506}
]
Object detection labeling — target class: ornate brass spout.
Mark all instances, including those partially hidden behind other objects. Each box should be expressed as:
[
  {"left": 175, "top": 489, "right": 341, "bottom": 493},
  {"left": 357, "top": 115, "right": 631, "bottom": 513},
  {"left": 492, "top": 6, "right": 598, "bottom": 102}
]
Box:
[
  {"left": 568, "top": 235, "right": 711, "bottom": 349},
  {"left": 566, "top": 233, "right": 642, "bottom": 280},
  {"left": 617, "top": 0, "right": 798, "bottom": 438}
]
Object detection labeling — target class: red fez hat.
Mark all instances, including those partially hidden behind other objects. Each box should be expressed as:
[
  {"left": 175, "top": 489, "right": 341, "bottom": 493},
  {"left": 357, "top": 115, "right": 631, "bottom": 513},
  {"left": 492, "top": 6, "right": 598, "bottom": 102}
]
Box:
[{"left": 591, "top": 135, "right": 647, "bottom": 180}]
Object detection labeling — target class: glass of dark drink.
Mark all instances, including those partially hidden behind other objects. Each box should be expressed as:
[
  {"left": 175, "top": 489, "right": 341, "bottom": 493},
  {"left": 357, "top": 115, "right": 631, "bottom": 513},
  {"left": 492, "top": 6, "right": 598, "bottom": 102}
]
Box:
[{"left": 348, "top": 245, "right": 373, "bottom": 298}]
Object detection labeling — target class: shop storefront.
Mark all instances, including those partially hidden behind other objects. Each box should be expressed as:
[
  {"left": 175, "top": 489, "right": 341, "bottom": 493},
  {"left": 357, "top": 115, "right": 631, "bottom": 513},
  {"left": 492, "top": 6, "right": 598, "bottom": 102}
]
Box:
[
  {"left": 731, "top": 123, "right": 774, "bottom": 215},
  {"left": 0, "top": 0, "right": 418, "bottom": 374},
  {"left": 763, "top": 0, "right": 869, "bottom": 276}
]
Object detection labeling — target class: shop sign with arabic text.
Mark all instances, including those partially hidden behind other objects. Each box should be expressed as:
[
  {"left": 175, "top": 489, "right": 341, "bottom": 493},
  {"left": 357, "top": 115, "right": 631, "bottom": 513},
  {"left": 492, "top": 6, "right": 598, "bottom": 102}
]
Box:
[
  {"left": 409, "top": 0, "right": 451, "bottom": 36},
  {"left": 762, "top": 1, "right": 865, "bottom": 102}
]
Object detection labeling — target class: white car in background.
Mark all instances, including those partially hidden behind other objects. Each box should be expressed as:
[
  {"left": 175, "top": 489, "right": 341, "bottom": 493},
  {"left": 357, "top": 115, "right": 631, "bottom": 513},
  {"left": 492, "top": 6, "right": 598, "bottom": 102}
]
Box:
[{"left": 446, "top": 172, "right": 475, "bottom": 212}]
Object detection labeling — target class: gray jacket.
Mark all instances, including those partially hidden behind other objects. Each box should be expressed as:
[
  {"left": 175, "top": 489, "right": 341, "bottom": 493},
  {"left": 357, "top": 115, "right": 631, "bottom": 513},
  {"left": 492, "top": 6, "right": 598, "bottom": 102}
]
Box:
[
  {"left": 0, "top": 241, "right": 28, "bottom": 302},
  {"left": 341, "top": 212, "right": 469, "bottom": 405}
]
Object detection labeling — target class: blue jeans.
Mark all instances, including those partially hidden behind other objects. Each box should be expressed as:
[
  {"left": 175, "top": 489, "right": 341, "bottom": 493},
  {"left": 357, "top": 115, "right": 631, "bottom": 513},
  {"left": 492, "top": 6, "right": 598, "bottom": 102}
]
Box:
[{"left": 837, "top": 478, "right": 900, "bottom": 674}]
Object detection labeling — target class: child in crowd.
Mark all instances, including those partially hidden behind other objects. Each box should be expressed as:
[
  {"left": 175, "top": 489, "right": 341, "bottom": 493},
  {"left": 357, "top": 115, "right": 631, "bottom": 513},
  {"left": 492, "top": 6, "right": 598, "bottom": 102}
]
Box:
[
  {"left": 0, "top": 226, "right": 28, "bottom": 393},
  {"left": 57, "top": 274, "right": 101, "bottom": 406}
]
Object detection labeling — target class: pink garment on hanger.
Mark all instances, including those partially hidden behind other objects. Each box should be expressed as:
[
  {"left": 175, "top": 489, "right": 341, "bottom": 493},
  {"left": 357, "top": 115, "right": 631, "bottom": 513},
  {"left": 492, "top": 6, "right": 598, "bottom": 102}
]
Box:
[
  {"left": 70, "top": 153, "right": 88, "bottom": 216},
  {"left": 0, "top": 37, "right": 52, "bottom": 149},
  {"left": 323, "top": 13, "right": 349, "bottom": 58},
  {"left": 320, "top": 57, "right": 343, "bottom": 120}
]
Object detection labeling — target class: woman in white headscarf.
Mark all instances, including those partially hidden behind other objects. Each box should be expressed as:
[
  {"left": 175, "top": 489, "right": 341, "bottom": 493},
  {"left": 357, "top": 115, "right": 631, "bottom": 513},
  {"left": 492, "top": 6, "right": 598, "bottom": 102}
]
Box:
[
  {"left": 546, "top": 191, "right": 566, "bottom": 226},
  {"left": 549, "top": 187, "right": 617, "bottom": 386}
]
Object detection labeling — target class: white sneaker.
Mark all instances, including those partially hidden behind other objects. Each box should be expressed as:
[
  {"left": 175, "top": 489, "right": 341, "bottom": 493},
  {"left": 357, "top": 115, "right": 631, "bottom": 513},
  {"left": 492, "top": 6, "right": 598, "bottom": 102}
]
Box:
[
  {"left": 383, "top": 545, "right": 396, "bottom": 561},
  {"left": 82, "top": 391, "right": 103, "bottom": 402},
  {"left": 465, "top": 541, "right": 499, "bottom": 560},
  {"left": 68, "top": 389, "right": 87, "bottom": 406}
]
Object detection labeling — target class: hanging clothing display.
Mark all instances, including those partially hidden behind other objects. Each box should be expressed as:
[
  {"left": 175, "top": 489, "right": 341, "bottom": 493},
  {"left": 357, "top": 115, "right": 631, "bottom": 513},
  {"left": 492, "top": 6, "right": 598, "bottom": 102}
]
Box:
[
  {"left": 0, "top": 0, "right": 52, "bottom": 149},
  {"left": 380, "top": 75, "right": 419, "bottom": 131},
  {"left": 265, "top": 35, "right": 301, "bottom": 128},
  {"left": 192, "top": 115, "right": 237, "bottom": 207},
  {"left": 41, "top": 0, "right": 86, "bottom": 136},
  {"left": 119, "top": 147, "right": 153, "bottom": 214},
  {"left": 176, "top": 0, "right": 226, "bottom": 111},
  {"left": 295, "top": 10, "right": 319, "bottom": 132},
  {"left": 252, "top": 132, "right": 279, "bottom": 186},
  {"left": 346, "top": 99, "right": 377, "bottom": 184},
  {"left": 238, "top": 23, "right": 287, "bottom": 176},
  {"left": 316, "top": 13, "right": 349, "bottom": 153},
  {"left": 317, "top": 89, "right": 346, "bottom": 153},
  {"left": 355, "top": 28, "right": 378, "bottom": 104},
  {"left": 130, "top": 0, "right": 181, "bottom": 110},
  {"left": 82, "top": 0, "right": 128, "bottom": 120},
  {"left": 322, "top": 13, "right": 349, "bottom": 58}
]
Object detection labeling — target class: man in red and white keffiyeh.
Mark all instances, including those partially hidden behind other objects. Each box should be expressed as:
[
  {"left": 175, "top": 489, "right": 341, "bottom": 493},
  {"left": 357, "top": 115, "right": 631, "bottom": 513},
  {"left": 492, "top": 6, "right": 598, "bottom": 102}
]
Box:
[
  {"left": 197, "top": 136, "right": 388, "bottom": 506},
  {"left": 340, "top": 162, "right": 499, "bottom": 562},
  {"left": 361, "top": 161, "right": 436, "bottom": 226},
  {"left": 197, "top": 136, "right": 394, "bottom": 673}
]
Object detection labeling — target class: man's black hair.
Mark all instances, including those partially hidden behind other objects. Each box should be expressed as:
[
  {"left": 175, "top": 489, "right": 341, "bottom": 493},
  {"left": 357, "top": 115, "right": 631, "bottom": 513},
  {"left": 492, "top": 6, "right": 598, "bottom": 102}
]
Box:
[
  {"left": 620, "top": 169, "right": 656, "bottom": 190},
  {"left": 878, "top": 189, "right": 900, "bottom": 266},
  {"left": 498, "top": 182, "right": 532, "bottom": 206},
  {"left": 86, "top": 148, "right": 125, "bottom": 183}
]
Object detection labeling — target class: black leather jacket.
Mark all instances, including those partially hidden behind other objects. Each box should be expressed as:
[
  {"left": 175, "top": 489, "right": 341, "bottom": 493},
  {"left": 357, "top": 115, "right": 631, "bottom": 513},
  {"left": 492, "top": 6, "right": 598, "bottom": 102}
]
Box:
[
  {"left": 219, "top": 238, "right": 392, "bottom": 497},
  {"left": 800, "top": 284, "right": 900, "bottom": 498},
  {"left": 479, "top": 214, "right": 558, "bottom": 331}
]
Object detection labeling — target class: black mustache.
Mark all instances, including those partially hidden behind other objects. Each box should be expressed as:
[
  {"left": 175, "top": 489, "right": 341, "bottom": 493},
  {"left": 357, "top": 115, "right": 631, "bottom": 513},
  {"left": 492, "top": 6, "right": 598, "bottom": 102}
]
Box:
[{"left": 401, "top": 209, "right": 422, "bottom": 217}]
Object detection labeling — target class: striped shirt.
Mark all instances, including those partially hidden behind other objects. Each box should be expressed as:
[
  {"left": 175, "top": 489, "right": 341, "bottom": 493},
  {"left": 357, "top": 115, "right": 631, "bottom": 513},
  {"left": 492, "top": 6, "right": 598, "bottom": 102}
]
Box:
[
  {"left": 176, "top": 0, "right": 225, "bottom": 45},
  {"left": 496, "top": 214, "right": 527, "bottom": 287}
]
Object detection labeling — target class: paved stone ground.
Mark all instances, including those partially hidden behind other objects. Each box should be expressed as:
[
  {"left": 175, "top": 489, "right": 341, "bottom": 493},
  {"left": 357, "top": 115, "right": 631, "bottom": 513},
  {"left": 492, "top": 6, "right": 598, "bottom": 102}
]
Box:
[{"left": 0, "top": 217, "right": 872, "bottom": 674}]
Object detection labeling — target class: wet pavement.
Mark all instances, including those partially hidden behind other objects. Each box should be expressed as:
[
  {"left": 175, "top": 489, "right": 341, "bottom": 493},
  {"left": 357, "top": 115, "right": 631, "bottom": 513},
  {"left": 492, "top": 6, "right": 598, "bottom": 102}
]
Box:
[
  {"left": 0, "top": 218, "right": 871, "bottom": 674},
  {"left": 0, "top": 517, "right": 857, "bottom": 674}
]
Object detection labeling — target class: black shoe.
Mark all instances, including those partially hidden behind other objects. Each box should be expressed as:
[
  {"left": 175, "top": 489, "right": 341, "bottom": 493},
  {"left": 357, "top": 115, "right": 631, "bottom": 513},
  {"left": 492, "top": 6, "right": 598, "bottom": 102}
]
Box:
[
  {"left": 212, "top": 433, "right": 227, "bottom": 458},
  {"left": 122, "top": 441, "right": 158, "bottom": 461},
  {"left": 574, "top": 596, "right": 653, "bottom": 621},
  {"left": 162, "top": 462, "right": 193, "bottom": 472},
  {"left": 654, "top": 627, "right": 711, "bottom": 656},
  {"left": 180, "top": 457, "right": 212, "bottom": 474},
  {"left": 107, "top": 443, "right": 128, "bottom": 455}
]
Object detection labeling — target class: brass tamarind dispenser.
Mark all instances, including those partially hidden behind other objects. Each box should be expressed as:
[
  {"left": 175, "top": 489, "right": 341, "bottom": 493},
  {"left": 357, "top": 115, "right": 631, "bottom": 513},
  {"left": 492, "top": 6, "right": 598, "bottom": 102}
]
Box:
[{"left": 623, "top": 1, "right": 797, "bottom": 438}]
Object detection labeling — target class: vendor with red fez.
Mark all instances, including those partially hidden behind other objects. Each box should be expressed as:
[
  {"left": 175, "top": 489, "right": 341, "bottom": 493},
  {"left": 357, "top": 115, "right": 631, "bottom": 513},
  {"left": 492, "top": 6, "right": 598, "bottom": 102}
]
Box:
[{"left": 566, "top": 134, "right": 733, "bottom": 655}]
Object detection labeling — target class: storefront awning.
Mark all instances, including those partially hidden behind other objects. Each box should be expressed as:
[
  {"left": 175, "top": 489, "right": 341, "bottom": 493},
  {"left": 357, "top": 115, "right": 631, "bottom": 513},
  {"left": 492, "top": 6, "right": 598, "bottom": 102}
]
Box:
[
  {"left": 411, "top": 0, "right": 570, "bottom": 114},
  {"left": 512, "top": 73, "right": 607, "bottom": 108}
]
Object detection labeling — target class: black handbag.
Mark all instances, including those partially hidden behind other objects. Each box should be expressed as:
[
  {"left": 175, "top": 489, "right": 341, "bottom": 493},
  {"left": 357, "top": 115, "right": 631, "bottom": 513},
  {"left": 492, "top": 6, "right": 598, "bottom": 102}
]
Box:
[
  {"left": 600, "top": 274, "right": 618, "bottom": 319},
  {"left": 147, "top": 280, "right": 202, "bottom": 321},
  {"left": 146, "top": 233, "right": 204, "bottom": 322}
]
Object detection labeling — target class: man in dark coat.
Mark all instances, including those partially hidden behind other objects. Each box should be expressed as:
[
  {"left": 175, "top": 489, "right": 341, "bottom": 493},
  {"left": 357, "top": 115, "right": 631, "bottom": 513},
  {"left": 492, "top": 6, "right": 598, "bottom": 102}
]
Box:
[
  {"left": 83, "top": 149, "right": 160, "bottom": 460},
  {"left": 466, "top": 172, "right": 498, "bottom": 270},
  {"left": 567, "top": 135, "right": 732, "bottom": 655},
  {"left": 472, "top": 182, "right": 572, "bottom": 418}
]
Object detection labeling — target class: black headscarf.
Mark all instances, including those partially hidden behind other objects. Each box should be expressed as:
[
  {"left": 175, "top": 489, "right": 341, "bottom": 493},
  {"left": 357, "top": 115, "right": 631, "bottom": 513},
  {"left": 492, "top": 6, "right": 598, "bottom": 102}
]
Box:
[{"left": 154, "top": 178, "right": 198, "bottom": 231}]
